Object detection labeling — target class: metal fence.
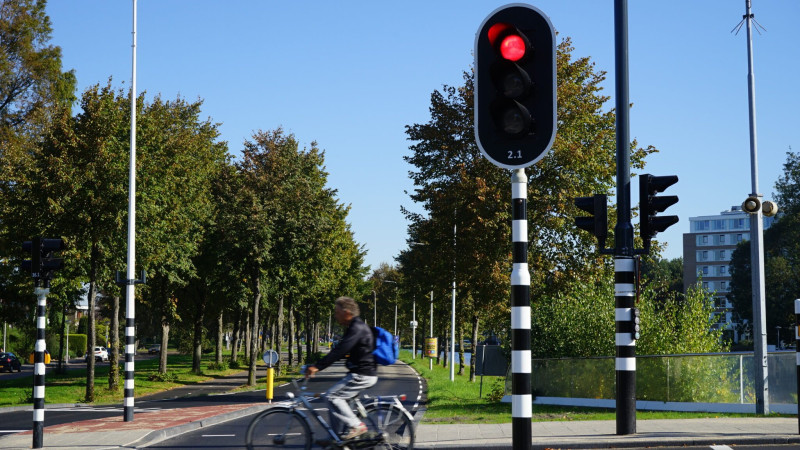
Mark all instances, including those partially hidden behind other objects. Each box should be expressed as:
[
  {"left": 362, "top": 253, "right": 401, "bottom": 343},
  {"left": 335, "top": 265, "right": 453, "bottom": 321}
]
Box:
[{"left": 504, "top": 352, "right": 798, "bottom": 413}]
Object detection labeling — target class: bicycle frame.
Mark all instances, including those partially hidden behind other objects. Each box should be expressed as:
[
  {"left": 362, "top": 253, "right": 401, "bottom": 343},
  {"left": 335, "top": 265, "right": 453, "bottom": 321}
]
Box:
[{"left": 279, "top": 378, "right": 413, "bottom": 448}]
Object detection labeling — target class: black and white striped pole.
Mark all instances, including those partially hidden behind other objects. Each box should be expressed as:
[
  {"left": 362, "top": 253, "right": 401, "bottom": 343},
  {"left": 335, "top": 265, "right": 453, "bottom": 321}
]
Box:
[
  {"left": 124, "top": 0, "right": 138, "bottom": 422},
  {"left": 511, "top": 169, "right": 532, "bottom": 446},
  {"left": 32, "top": 283, "right": 49, "bottom": 449},
  {"left": 615, "top": 258, "right": 636, "bottom": 433}
]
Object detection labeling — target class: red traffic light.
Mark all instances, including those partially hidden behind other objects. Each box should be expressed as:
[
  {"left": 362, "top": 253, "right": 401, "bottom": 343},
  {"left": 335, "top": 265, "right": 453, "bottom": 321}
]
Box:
[
  {"left": 487, "top": 23, "right": 528, "bottom": 62},
  {"left": 499, "top": 35, "right": 526, "bottom": 61}
]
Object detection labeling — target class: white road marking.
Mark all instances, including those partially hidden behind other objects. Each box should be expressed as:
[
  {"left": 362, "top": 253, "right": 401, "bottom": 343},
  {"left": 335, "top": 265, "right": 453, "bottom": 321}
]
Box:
[{"left": 710, "top": 446, "right": 733, "bottom": 450}]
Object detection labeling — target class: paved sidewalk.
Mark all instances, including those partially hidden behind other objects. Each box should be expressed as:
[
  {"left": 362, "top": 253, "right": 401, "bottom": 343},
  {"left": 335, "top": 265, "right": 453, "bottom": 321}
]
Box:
[{"left": 2, "top": 408, "right": 800, "bottom": 449}]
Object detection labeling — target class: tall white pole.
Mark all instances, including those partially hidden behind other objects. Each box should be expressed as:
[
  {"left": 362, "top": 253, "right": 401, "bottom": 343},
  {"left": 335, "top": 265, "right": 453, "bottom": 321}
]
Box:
[
  {"left": 412, "top": 299, "right": 416, "bottom": 359},
  {"left": 429, "top": 291, "right": 433, "bottom": 371},
  {"left": 743, "top": 0, "right": 768, "bottom": 415},
  {"left": 450, "top": 222, "right": 456, "bottom": 382},
  {"left": 123, "top": 0, "right": 138, "bottom": 422}
]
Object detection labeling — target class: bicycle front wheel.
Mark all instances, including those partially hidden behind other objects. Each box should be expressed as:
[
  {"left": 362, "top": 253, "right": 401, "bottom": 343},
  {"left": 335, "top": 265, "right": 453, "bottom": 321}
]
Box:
[
  {"left": 364, "top": 403, "right": 415, "bottom": 450},
  {"left": 246, "top": 407, "right": 312, "bottom": 450}
]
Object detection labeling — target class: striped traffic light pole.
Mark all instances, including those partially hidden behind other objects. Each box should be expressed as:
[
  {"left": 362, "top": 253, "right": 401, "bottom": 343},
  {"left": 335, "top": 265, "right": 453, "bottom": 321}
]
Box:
[
  {"left": 32, "top": 284, "right": 49, "bottom": 449},
  {"left": 615, "top": 258, "right": 636, "bottom": 434},
  {"left": 510, "top": 168, "right": 531, "bottom": 449}
]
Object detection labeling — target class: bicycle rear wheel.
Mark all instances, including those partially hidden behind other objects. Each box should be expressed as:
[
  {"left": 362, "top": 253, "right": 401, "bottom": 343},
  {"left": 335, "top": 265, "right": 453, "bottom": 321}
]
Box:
[
  {"left": 246, "top": 407, "right": 312, "bottom": 450},
  {"left": 364, "top": 403, "right": 415, "bottom": 450}
]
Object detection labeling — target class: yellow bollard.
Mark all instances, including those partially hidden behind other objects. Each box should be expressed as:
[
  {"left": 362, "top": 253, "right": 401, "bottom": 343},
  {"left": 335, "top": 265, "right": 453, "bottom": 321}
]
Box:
[{"left": 266, "top": 367, "right": 274, "bottom": 403}]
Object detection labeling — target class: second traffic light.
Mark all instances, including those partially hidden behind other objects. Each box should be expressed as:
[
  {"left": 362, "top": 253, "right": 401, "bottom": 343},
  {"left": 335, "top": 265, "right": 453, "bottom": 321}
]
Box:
[
  {"left": 575, "top": 194, "right": 608, "bottom": 251},
  {"left": 474, "top": 4, "right": 556, "bottom": 169},
  {"left": 639, "top": 174, "right": 679, "bottom": 251},
  {"left": 21, "top": 237, "right": 64, "bottom": 281}
]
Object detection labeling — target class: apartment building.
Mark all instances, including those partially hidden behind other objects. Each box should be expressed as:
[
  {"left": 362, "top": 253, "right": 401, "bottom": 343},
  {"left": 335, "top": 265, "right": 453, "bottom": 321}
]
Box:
[{"left": 682, "top": 206, "right": 774, "bottom": 342}]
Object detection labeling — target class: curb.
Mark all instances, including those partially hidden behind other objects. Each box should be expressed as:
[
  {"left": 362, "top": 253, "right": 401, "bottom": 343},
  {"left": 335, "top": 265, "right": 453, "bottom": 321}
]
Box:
[{"left": 134, "top": 404, "right": 267, "bottom": 448}]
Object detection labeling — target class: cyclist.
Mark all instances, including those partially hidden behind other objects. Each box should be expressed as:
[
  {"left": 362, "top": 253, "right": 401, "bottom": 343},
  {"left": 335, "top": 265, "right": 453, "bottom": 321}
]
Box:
[{"left": 305, "top": 296, "right": 377, "bottom": 440}]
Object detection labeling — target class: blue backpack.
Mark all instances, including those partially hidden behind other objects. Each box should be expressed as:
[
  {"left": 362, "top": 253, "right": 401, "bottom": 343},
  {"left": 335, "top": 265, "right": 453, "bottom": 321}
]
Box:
[{"left": 371, "top": 326, "right": 398, "bottom": 365}]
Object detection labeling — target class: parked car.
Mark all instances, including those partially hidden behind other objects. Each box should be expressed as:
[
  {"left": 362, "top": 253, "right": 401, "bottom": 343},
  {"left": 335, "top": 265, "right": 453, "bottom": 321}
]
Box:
[
  {"left": 85, "top": 346, "right": 109, "bottom": 363},
  {"left": 148, "top": 344, "right": 161, "bottom": 354},
  {"left": 0, "top": 352, "right": 22, "bottom": 372}
]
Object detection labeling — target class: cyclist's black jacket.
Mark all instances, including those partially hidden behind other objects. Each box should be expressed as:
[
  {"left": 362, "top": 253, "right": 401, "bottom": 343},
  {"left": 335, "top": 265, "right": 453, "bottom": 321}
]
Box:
[{"left": 314, "top": 316, "right": 377, "bottom": 377}]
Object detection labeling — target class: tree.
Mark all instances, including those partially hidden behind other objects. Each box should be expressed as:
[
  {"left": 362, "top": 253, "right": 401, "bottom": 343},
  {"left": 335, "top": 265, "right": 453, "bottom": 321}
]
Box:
[{"left": 0, "top": 0, "right": 76, "bottom": 137}]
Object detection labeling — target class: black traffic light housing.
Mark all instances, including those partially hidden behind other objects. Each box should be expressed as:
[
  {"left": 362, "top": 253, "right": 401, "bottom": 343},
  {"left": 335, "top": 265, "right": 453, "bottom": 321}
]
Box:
[
  {"left": 474, "top": 4, "right": 556, "bottom": 169},
  {"left": 21, "top": 237, "right": 64, "bottom": 283},
  {"left": 639, "top": 174, "right": 679, "bottom": 252},
  {"left": 574, "top": 194, "right": 609, "bottom": 252}
]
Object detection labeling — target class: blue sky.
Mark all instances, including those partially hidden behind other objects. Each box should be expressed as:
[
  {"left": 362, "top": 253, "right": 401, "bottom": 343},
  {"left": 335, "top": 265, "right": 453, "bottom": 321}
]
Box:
[{"left": 46, "top": 1, "right": 800, "bottom": 272}]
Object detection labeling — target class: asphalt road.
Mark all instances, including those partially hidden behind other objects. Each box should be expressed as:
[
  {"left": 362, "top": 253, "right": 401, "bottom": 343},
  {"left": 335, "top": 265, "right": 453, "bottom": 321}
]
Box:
[{"left": 144, "top": 364, "right": 424, "bottom": 449}]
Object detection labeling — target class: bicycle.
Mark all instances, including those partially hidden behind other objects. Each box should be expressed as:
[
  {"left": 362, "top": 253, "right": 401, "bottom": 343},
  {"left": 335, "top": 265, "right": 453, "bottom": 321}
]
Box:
[{"left": 245, "top": 376, "right": 415, "bottom": 450}]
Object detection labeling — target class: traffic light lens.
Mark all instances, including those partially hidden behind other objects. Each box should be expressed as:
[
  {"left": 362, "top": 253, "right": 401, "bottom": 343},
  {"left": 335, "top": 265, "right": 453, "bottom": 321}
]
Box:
[
  {"left": 501, "top": 72, "right": 527, "bottom": 97},
  {"left": 500, "top": 35, "right": 526, "bottom": 61},
  {"left": 500, "top": 106, "right": 530, "bottom": 135}
]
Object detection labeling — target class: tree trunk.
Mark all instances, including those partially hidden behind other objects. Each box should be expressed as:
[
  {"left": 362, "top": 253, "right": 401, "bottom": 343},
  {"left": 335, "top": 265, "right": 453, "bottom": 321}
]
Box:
[
  {"left": 159, "top": 319, "right": 170, "bottom": 374},
  {"left": 248, "top": 277, "right": 261, "bottom": 386},
  {"left": 295, "top": 308, "right": 303, "bottom": 364},
  {"left": 192, "top": 289, "right": 206, "bottom": 374},
  {"left": 305, "top": 301, "right": 312, "bottom": 361},
  {"left": 469, "top": 315, "right": 479, "bottom": 382},
  {"left": 288, "top": 299, "right": 295, "bottom": 366},
  {"left": 108, "top": 295, "right": 120, "bottom": 390},
  {"left": 458, "top": 326, "right": 465, "bottom": 376},
  {"left": 276, "top": 296, "right": 284, "bottom": 375},
  {"left": 215, "top": 309, "right": 223, "bottom": 365},
  {"left": 230, "top": 308, "right": 241, "bottom": 363},
  {"left": 244, "top": 312, "right": 251, "bottom": 362},
  {"left": 57, "top": 307, "right": 66, "bottom": 374}
]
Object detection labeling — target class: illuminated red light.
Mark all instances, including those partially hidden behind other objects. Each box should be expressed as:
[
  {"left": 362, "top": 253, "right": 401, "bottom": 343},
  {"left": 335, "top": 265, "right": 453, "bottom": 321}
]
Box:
[{"left": 500, "top": 35, "right": 526, "bottom": 61}]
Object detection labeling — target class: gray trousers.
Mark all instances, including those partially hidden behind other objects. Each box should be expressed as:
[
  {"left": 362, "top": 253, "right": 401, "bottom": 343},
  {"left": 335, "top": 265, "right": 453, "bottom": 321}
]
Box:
[{"left": 323, "top": 372, "right": 378, "bottom": 432}]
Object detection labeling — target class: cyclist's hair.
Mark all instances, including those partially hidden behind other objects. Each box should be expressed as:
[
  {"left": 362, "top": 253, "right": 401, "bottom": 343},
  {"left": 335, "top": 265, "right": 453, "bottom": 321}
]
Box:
[{"left": 335, "top": 296, "right": 360, "bottom": 317}]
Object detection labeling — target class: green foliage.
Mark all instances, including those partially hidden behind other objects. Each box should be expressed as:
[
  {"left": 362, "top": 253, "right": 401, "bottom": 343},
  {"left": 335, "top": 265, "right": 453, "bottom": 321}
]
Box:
[{"left": 147, "top": 371, "right": 178, "bottom": 383}]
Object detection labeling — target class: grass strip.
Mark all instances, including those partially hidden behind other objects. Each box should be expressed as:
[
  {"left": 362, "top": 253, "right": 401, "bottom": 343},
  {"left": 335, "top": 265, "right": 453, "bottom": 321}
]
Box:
[{"left": 399, "top": 351, "right": 767, "bottom": 423}]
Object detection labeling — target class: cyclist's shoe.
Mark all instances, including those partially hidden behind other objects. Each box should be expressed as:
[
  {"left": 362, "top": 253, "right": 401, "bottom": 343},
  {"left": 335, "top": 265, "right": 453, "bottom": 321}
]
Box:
[{"left": 341, "top": 422, "right": 368, "bottom": 440}]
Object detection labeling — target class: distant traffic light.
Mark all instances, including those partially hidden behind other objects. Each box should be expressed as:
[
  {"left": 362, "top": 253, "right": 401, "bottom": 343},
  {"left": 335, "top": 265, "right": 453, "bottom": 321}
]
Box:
[
  {"left": 574, "top": 194, "right": 608, "bottom": 250},
  {"left": 21, "top": 237, "right": 64, "bottom": 282},
  {"left": 639, "top": 174, "right": 679, "bottom": 251},
  {"left": 474, "top": 4, "right": 556, "bottom": 169}
]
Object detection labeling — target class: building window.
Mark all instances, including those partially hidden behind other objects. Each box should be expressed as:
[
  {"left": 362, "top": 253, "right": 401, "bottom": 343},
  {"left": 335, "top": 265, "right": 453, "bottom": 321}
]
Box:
[
  {"left": 703, "top": 250, "right": 708, "bottom": 260},
  {"left": 720, "top": 281, "right": 727, "bottom": 290},
  {"left": 732, "top": 218, "right": 745, "bottom": 229},
  {"left": 720, "top": 265, "right": 727, "bottom": 275},
  {"left": 702, "top": 266, "right": 709, "bottom": 275},
  {"left": 703, "top": 282, "right": 709, "bottom": 290},
  {"left": 719, "top": 250, "right": 726, "bottom": 260},
  {"left": 719, "top": 234, "right": 725, "bottom": 244},
  {"left": 737, "top": 234, "right": 743, "bottom": 243},
  {"left": 702, "top": 235, "right": 708, "bottom": 244},
  {"left": 696, "top": 220, "right": 710, "bottom": 231},
  {"left": 713, "top": 219, "right": 725, "bottom": 230}
]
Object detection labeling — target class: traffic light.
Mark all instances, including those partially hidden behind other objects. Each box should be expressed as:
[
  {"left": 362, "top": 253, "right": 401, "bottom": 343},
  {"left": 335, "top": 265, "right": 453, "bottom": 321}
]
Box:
[
  {"left": 21, "top": 237, "right": 64, "bottom": 281},
  {"left": 474, "top": 4, "right": 556, "bottom": 169},
  {"left": 631, "top": 307, "right": 640, "bottom": 340},
  {"left": 574, "top": 194, "right": 608, "bottom": 250},
  {"left": 639, "top": 174, "right": 679, "bottom": 250}
]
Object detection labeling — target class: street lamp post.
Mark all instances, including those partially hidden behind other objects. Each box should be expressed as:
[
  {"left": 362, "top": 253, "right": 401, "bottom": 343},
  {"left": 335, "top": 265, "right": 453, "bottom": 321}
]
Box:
[{"left": 371, "top": 290, "right": 377, "bottom": 327}]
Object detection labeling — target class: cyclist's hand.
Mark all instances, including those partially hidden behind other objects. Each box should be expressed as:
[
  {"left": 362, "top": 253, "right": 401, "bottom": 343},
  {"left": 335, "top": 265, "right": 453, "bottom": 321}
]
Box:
[{"left": 305, "top": 365, "right": 319, "bottom": 379}]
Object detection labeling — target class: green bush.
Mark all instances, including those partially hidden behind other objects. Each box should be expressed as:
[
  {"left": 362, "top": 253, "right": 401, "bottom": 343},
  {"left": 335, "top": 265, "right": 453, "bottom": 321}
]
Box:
[{"left": 147, "top": 371, "right": 178, "bottom": 382}]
